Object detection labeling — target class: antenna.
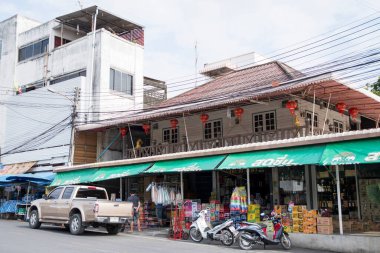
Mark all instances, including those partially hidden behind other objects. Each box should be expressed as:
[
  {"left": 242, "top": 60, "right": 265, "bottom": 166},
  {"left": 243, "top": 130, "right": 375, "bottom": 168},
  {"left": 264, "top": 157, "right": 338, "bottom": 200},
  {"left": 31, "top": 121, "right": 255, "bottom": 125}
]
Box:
[
  {"left": 194, "top": 40, "right": 198, "bottom": 87},
  {"left": 77, "top": 0, "right": 83, "bottom": 9}
]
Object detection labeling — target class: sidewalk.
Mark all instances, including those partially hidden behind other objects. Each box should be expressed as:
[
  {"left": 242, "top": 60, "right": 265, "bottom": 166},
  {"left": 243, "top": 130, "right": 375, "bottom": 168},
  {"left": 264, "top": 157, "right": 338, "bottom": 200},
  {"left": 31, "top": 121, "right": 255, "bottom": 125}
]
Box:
[{"left": 121, "top": 227, "right": 169, "bottom": 238}]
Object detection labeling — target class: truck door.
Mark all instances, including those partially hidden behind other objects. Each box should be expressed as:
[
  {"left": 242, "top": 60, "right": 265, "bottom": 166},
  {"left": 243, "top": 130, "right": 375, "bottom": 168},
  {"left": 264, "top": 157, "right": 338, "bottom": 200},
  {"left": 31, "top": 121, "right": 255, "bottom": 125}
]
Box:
[
  {"left": 41, "top": 187, "right": 64, "bottom": 219},
  {"left": 55, "top": 187, "right": 75, "bottom": 221}
]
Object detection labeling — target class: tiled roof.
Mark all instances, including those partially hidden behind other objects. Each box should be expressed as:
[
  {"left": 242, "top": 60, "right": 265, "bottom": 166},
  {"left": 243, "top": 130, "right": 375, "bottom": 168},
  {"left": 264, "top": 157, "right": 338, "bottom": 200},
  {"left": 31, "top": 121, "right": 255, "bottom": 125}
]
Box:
[{"left": 159, "top": 61, "right": 303, "bottom": 107}]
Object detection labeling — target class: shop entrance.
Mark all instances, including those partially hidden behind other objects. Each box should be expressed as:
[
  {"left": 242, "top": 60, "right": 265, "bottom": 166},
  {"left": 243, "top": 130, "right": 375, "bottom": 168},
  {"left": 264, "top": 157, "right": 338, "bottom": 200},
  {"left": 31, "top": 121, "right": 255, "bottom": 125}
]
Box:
[{"left": 249, "top": 169, "right": 271, "bottom": 209}]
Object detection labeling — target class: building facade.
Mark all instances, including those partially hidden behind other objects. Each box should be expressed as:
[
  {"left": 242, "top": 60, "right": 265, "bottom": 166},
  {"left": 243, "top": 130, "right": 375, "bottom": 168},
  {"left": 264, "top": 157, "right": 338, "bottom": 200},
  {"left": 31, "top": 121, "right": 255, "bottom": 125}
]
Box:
[{"left": 0, "top": 6, "right": 166, "bottom": 171}]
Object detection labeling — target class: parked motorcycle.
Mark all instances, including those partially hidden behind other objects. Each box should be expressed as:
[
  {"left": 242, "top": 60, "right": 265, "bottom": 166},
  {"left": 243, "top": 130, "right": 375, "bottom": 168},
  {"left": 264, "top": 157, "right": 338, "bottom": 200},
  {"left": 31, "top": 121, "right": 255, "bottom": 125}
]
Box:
[
  {"left": 237, "top": 213, "right": 292, "bottom": 250},
  {"left": 189, "top": 210, "right": 238, "bottom": 246}
]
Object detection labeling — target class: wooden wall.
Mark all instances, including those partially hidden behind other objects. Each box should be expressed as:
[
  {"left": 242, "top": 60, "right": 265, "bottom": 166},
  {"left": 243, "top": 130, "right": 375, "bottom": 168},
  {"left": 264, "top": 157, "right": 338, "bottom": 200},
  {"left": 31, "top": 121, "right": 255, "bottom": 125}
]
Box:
[
  {"left": 151, "top": 98, "right": 352, "bottom": 145},
  {"left": 73, "top": 131, "right": 97, "bottom": 165}
]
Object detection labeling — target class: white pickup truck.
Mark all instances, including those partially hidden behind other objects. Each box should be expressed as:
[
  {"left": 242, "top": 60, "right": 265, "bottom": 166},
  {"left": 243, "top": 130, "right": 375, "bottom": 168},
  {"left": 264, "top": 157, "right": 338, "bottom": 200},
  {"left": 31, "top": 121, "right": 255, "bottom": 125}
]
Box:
[{"left": 27, "top": 185, "right": 133, "bottom": 235}]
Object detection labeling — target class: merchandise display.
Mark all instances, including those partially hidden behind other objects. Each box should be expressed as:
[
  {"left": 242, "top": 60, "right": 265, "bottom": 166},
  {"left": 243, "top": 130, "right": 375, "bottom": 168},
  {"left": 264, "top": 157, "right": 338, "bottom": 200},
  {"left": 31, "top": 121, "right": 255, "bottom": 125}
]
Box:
[{"left": 230, "top": 186, "right": 248, "bottom": 223}]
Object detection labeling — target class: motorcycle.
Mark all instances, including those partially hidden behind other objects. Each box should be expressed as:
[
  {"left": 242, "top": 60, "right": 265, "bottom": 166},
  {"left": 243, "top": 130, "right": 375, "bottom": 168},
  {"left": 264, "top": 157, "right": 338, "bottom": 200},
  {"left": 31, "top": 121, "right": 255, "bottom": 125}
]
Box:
[
  {"left": 189, "top": 210, "right": 238, "bottom": 246},
  {"left": 237, "top": 213, "right": 292, "bottom": 250}
]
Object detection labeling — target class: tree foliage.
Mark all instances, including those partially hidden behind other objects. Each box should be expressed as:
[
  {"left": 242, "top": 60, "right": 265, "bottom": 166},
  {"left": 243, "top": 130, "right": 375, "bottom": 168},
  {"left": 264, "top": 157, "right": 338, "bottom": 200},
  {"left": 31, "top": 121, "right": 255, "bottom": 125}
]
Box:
[{"left": 367, "top": 77, "right": 380, "bottom": 96}]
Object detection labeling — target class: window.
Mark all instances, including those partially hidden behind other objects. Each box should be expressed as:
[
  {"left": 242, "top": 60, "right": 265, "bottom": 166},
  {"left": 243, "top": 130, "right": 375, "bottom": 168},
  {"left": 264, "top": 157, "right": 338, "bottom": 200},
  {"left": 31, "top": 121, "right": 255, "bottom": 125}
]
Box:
[
  {"left": 62, "top": 187, "right": 74, "bottom": 199},
  {"left": 18, "top": 38, "right": 49, "bottom": 62},
  {"left": 0, "top": 40, "right": 2, "bottom": 60},
  {"left": 48, "top": 187, "right": 63, "bottom": 200},
  {"left": 253, "top": 111, "right": 276, "bottom": 132},
  {"left": 54, "top": 36, "right": 71, "bottom": 48},
  {"left": 109, "top": 68, "right": 133, "bottom": 95},
  {"left": 333, "top": 120, "right": 344, "bottom": 133},
  {"left": 163, "top": 127, "right": 178, "bottom": 143},
  {"left": 75, "top": 188, "right": 107, "bottom": 199},
  {"left": 204, "top": 120, "right": 222, "bottom": 140},
  {"left": 306, "top": 111, "right": 319, "bottom": 128}
]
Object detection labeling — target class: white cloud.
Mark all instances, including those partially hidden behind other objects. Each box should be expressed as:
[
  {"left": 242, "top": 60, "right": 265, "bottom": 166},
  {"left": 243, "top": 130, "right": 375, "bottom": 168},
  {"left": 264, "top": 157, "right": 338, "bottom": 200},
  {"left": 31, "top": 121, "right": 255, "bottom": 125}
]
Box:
[{"left": 0, "top": 0, "right": 377, "bottom": 96}]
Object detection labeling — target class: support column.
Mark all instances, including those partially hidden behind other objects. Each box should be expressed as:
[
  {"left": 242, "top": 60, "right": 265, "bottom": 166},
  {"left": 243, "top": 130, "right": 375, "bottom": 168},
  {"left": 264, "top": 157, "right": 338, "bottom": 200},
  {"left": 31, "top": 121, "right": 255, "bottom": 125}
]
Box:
[
  {"left": 212, "top": 171, "right": 217, "bottom": 196},
  {"left": 272, "top": 167, "right": 279, "bottom": 206},
  {"left": 305, "top": 165, "right": 311, "bottom": 209},
  {"left": 354, "top": 165, "right": 361, "bottom": 220},
  {"left": 216, "top": 171, "right": 221, "bottom": 201},
  {"left": 120, "top": 177, "right": 123, "bottom": 201},
  {"left": 311, "top": 165, "right": 318, "bottom": 209},
  {"left": 247, "top": 169, "right": 251, "bottom": 205},
  {"left": 180, "top": 172, "right": 184, "bottom": 200},
  {"left": 335, "top": 165, "right": 343, "bottom": 235}
]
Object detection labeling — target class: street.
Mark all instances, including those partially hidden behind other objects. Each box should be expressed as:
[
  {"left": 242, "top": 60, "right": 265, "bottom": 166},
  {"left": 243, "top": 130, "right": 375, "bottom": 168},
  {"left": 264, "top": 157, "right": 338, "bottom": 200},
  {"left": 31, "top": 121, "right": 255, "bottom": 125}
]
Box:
[{"left": 0, "top": 220, "right": 330, "bottom": 253}]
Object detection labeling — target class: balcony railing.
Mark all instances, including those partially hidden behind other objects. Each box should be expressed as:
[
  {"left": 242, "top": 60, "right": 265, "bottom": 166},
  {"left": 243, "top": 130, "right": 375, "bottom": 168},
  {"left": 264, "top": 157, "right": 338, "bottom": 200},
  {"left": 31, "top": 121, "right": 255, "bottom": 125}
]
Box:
[{"left": 123, "top": 125, "right": 330, "bottom": 159}]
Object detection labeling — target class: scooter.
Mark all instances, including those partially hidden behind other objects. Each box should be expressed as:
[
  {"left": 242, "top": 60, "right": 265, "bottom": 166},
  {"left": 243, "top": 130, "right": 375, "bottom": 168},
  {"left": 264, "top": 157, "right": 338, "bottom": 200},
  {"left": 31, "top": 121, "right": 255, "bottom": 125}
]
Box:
[
  {"left": 189, "top": 210, "right": 238, "bottom": 246},
  {"left": 237, "top": 212, "right": 292, "bottom": 250}
]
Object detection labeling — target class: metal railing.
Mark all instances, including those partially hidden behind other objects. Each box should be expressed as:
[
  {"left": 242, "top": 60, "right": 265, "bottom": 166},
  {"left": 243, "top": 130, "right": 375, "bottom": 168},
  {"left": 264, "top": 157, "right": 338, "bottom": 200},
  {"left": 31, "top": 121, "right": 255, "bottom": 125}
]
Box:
[{"left": 123, "top": 125, "right": 330, "bottom": 159}]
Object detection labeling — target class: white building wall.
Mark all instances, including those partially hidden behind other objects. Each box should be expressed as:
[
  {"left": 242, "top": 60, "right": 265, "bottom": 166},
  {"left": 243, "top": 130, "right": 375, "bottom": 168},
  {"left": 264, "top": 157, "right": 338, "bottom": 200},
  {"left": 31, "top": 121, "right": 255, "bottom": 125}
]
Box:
[
  {"left": 95, "top": 30, "right": 144, "bottom": 119},
  {"left": 0, "top": 15, "right": 41, "bottom": 157},
  {"left": 1, "top": 76, "right": 85, "bottom": 170}
]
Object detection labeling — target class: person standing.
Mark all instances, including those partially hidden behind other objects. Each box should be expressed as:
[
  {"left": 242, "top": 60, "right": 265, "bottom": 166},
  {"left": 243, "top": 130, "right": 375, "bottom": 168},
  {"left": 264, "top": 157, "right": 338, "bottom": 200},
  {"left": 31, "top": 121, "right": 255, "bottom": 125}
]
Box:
[{"left": 127, "top": 192, "right": 141, "bottom": 232}]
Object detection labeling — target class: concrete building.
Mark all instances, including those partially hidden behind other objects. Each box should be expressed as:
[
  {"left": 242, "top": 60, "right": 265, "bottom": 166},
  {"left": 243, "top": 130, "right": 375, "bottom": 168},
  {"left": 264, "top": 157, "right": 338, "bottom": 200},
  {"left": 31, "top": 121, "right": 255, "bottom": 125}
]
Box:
[{"left": 0, "top": 6, "right": 166, "bottom": 172}]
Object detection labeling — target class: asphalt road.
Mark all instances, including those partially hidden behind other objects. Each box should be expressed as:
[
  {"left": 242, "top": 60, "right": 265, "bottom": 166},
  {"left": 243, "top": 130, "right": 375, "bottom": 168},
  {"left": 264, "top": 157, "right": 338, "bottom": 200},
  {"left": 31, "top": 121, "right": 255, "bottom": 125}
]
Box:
[{"left": 0, "top": 220, "right": 328, "bottom": 253}]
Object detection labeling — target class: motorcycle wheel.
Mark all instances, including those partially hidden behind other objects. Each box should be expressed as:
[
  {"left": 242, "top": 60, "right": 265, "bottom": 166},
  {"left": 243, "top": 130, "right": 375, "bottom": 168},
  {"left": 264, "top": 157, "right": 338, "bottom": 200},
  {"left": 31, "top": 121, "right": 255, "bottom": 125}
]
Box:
[
  {"left": 280, "top": 234, "right": 292, "bottom": 250},
  {"left": 189, "top": 227, "right": 203, "bottom": 242},
  {"left": 238, "top": 232, "right": 254, "bottom": 250},
  {"left": 220, "top": 229, "right": 234, "bottom": 246}
]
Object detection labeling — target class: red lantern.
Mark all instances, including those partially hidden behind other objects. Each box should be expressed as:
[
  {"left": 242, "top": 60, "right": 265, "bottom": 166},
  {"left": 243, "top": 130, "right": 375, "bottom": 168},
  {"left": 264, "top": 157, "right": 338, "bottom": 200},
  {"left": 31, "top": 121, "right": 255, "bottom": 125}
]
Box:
[
  {"left": 348, "top": 107, "right": 359, "bottom": 120},
  {"left": 170, "top": 119, "right": 178, "bottom": 129},
  {"left": 336, "top": 102, "right": 347, "bottom": 115},
  {"left": 286, "top": 100, "right": 298, "bottom": 115},
  {"left": 119, "top": 127, "right": 127, "bottom": 137},
  {"left": 200, "top": 113, "right": 209, "bottom": 125},
  {"left": 234, "top": 108, "right": 244, "bottom": 119},
  {"left": 142, "top": 123, "right": 150, "bottom": 135}
]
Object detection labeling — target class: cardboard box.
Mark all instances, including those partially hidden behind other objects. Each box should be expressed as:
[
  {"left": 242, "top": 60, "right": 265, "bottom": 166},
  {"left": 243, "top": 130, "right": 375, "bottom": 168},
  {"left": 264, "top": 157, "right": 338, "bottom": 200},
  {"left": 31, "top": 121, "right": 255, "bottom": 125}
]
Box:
[
  {"left": 317, "top": 225, "right": 333, "bottom": 235},
  {"left": 317, "top": 217, "right": 333, "bottom": 226}
]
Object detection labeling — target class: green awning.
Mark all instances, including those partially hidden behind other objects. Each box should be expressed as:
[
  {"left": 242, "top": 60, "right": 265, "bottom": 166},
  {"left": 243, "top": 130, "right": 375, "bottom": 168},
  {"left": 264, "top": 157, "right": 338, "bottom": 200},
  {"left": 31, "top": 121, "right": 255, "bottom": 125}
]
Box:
[
  {"left": 320, "top": 138, "right": 380, "bottom": 165},
  {"left": 50, "top": 168, "right": 97, "bottom": 186},
  {"left": 92, "top": 163, "right": 152, "bottom": 182},
  {"left": 218, "top": 145, "right": 326, "bottom": 169},
  {"left": 145, "top": 155, "right": 226, "bottom": 173}
]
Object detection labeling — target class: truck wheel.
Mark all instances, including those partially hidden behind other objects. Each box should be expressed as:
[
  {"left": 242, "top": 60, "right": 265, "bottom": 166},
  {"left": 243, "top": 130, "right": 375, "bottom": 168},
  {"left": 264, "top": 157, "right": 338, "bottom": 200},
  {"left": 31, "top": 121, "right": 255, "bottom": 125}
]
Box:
[
  {"left": 106, "top": 224, "right": 120, "bottom": 235},
  {"left": 69, "top": 214, "right": 85, "bottom": 235},
  {"left": 29, "top": 210, "right": 41, "bottom": 229}
]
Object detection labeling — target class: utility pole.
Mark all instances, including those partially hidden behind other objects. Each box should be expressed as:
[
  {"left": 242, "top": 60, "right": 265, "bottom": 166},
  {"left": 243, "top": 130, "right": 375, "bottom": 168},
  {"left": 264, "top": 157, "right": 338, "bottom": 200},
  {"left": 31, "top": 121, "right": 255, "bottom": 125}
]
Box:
[{"left": 68, "top": 87, "right": 80, "bottom": 166}]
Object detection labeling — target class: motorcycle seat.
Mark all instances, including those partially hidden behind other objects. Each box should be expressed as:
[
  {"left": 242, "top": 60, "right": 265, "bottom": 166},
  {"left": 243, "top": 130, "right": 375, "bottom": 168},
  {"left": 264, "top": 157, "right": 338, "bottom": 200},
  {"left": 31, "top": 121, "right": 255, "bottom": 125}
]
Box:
[{"left": 211, "top": 221, "right": 224, "bottom": 227}]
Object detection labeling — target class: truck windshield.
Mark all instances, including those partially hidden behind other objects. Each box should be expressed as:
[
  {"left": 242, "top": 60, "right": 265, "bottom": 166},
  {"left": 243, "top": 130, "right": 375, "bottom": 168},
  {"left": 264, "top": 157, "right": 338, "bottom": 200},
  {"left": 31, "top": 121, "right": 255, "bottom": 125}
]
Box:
[{"left": 75, "top": 188, "right": 107, "bottom": 199}]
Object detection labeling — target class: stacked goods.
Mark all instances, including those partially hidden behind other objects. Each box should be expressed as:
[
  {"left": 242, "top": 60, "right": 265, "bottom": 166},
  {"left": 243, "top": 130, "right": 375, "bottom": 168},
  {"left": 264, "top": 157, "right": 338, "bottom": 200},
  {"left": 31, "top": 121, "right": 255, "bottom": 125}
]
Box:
[
  {"left": 317, "top": 217, "right": 333, "bottom": 234},
  {"left": 247, "top": 204, "right": 261, "bottom": 223},
  {"left": 292, "top": 206, "right": 303, "bottom": 233},
  {"left": 222, "top": 204, "right": 230, "bottom": 220},
  {"left": 282, "top": 213, "right": 292, "bottom": 233},
  {"left": 184, "top": 200, "right": 193, "bottom": 218},
  {"left": 210, "top": 200, "right": 220, "bottom": 222},
  {"left": 302, "top": 209, "right": 317, "bottom": 234}
]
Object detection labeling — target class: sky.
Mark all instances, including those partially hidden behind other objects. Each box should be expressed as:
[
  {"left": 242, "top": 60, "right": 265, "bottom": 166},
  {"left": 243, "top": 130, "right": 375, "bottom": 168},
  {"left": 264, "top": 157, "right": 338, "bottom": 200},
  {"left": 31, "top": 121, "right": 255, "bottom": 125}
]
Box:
[{"left": 1, "top": 0, "right": 380, "bottom": 96}]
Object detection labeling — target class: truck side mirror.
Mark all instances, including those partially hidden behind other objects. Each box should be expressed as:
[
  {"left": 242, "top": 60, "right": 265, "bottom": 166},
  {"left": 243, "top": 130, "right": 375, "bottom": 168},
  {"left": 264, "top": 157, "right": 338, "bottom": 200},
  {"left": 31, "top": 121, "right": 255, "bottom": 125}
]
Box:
[{"left": 42, "top": 194, "right": 48, "bottom": 200}]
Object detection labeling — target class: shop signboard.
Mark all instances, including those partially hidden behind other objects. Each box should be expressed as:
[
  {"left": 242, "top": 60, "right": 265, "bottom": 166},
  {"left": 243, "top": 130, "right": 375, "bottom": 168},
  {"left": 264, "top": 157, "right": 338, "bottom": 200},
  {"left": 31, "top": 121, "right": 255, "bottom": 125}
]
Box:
[
  {"left": 92, "top": 163, "right": 152, "bottom": 182},
  {"left": 218, "top": 145, "right": 325, "bottom": 169},
  {"left": 50, "top": 168, "right": 97, "bottom": 186},
  {"left": 145, "top": 155, "right": 226, "bottom": 173},
  {"left": 320, "top": 137, "right": 380, "bottom": 165}
]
